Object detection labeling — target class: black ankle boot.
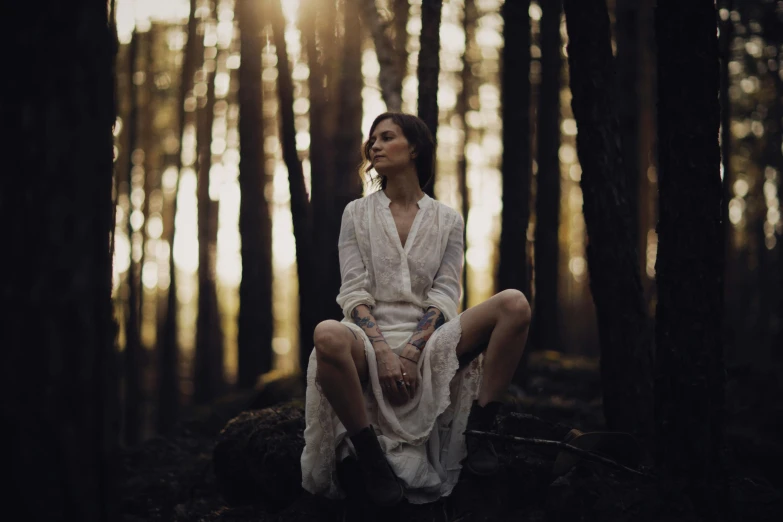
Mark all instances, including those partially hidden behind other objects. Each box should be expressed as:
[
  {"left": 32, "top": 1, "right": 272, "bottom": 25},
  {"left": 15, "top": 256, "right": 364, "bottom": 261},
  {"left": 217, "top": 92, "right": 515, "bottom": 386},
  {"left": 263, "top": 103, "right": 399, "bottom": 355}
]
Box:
[
  {"left": 464, "top": 400, "right": 502, "bottom": 476},
  {"left": 349, "top": 426, "right": 404, "bottom": 506}
]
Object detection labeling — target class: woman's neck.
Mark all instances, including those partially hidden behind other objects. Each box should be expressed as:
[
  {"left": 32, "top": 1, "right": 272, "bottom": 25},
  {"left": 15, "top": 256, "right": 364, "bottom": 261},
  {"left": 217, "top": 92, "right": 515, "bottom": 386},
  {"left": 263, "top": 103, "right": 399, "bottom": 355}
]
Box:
[{"left": 383, "top": 170, "right": 424, "bottom": 208}]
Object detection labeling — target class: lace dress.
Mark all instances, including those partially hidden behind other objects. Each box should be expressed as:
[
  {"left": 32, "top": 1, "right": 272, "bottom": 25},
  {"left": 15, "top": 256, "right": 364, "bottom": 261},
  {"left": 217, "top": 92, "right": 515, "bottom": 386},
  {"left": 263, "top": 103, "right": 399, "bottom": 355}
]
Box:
[{"left": 300, "top": 190, "right": 483, "bottom": 504}]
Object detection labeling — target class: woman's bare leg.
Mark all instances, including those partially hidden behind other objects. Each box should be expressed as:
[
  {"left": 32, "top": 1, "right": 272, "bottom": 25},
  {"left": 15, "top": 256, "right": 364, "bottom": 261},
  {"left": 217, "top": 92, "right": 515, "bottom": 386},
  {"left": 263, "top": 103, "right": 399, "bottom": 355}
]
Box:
[
  {"left": 313, "top": 320, "right": 370, "bottom": 435},
  {"left": 455, "top": 289, "right": 531, "bottom": 405}
]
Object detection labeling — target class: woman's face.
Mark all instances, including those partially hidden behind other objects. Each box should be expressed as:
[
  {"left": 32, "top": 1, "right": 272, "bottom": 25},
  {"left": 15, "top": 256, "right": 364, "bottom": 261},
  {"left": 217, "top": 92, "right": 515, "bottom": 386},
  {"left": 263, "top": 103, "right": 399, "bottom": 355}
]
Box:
[{"left": 368, "top": 119, "right": 415, "bottom": 174}]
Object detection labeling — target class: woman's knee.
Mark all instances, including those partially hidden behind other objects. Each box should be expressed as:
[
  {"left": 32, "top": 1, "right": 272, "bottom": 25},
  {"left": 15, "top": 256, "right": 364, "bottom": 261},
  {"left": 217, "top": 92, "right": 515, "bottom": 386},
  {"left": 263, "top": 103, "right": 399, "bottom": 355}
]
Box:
[
  {"left": 497, "top": 289, "right": 532, "bottom": 327},
  {"left": 313, "top": 320, "right": 351, "bottom": 360}
]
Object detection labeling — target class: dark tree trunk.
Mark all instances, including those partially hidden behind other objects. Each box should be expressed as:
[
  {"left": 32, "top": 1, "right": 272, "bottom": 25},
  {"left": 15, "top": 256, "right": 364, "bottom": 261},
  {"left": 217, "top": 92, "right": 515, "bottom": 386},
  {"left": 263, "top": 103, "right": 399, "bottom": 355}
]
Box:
[
  {"left": 269, "top": 0, "right": 317, "bottom": 371},
  {"left": 497, "top": 1, "right": 532, "bottom": 299},
  {"left": 457, "top": 0, "right": 477, "bottom": 310},
  {"left": 302, "top": 0, "right": 340, "bottom": 322},
  {"left": 654, "top": 1, "right": 727, "bottom": 516},
  {"left": 532, "top": 0, "right": 562, "bottom": 352},
  {"left": 194, "top": 9, "right": 225, "bottom": 404},
  {"left": 237, "top": 0, "right": 274, "bottom": 388},
  {"left": 417, "top": 0, "right": 443, "bottom": 197},
  {"left": 333, "top": 0, "right": 365, "bottom": 261},
  {"left": 159, "top": 0, "right": 198, "bottom": 433},
  {"left": 123, "top": 30, "right": 143, "bottom": 445},
  {"left": 563, "top": 0, "right": 653, "bottom": 441},
  {"left": 616, "top": 0, "right": 640, "bottom": 251},
  {"left": 393, "top": 0, "right": 410, "bottom": 78},
  {"left": 360, "top": 0, "right": 403, "bottom": 111},
  {"left": 719, "top": 0, "right": 733, "bottom": 311},
  {"left": 2, "top": 1, "right": 118, "bottom": 519}
]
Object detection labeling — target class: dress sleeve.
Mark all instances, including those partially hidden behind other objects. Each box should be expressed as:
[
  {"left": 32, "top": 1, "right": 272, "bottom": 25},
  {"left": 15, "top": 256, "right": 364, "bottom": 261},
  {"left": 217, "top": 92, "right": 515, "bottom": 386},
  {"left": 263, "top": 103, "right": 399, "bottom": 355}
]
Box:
[
  {"left": 423, "top": 211, "right": 464, "bottom": 322},
  {"left": 335, "top": 201, "right": 376, "bottom": 320}
]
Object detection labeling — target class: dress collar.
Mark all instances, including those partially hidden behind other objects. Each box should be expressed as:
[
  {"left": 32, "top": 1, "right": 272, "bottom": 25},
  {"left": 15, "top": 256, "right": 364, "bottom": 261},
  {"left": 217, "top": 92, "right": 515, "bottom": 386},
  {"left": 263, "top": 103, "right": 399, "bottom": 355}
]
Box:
[{"left": 376, "top": 189, "right": 431, "bottom": 209}]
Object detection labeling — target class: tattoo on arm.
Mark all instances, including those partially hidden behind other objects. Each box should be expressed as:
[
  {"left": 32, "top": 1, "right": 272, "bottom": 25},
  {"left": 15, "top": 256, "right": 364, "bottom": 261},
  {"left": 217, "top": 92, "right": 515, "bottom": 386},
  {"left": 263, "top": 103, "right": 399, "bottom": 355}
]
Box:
[
  {"left": 352, "top": 306, "right": 388, "bottom": 347},
  {"left": 407, "top": 308, "right": 445, "bottom": 352}
]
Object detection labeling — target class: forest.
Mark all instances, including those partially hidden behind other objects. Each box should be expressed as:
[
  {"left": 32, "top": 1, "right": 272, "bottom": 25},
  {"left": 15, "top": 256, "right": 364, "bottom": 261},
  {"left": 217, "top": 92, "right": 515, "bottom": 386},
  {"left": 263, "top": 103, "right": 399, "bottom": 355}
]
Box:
[{"left": 2, "top": 0, "right": 782, "bottom": 520}]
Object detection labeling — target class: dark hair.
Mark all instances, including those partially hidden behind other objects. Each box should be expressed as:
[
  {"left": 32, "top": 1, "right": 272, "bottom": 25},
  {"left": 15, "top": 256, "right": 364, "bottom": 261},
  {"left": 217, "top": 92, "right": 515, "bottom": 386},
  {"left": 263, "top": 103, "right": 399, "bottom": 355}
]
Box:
[{"left": 360, "top": 112, "right": 436, "bottom": 191}]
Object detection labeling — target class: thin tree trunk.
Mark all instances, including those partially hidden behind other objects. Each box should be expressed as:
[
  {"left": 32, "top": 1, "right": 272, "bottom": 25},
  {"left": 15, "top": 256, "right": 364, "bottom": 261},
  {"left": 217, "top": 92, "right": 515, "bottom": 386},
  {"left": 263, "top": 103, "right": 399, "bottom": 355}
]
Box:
[
  {"left": 393, "top": 0, "right": 409, "bottom": 78},
  {"left": 334, "top": 0, "right": 364, "bottom": 208},
  {"left": 532, "top": 0, "right": 562, "bottom": 352},
  {"left": 719, "top": 0, "right": 733, "bottom": 308},
  {"left": 417, "top": 0, "right": 443, "bottom": 197},
  {"left": 159, "top": 0, "right": 198, "bottom": 433},
  {"left": 497, "top": 1, "right": 532, "bottom": 299},
  {"left": 360, "top": 0, "right": 403, "bottom": 111},
  {"left": 123, "top": 30, "right": 143, "bottom": 445},
  {"left": 237, "top": 0, "right": 274, "bottom": 388},
  {"left": 269, "top": 0, "right": 317, "bottom": 371},
  {"left": 457, "top": 0, "right": 477, "bottom": 310},
  {"left": 302, "top": 0, "right": 340, "bottom": 321},
  {"left": 194, "top": 9, "right": 225, "bottom": 404},
  {"left": 654, "top": 1, "right": 727, "bottom": 516},
  {"left": 563, "top": 0, "right": 653, "bottom": 442},
  {"left": 3, "top": 1, "right": 118, "bottom": 518},
  {"left": 616, "top": 0, "right": 640, "bottom": 252}
]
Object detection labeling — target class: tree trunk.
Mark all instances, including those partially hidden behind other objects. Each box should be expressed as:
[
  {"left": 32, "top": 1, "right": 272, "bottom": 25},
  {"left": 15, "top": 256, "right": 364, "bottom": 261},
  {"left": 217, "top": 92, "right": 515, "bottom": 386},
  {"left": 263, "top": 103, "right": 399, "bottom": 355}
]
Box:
[
  {"left": 194, "top": 7, "right": 225, "bottom": 404},
  {"left": 615, "top": 0, "right": 640, "bottom": 252},
  {"left": 269, "top": 0, "right": 317, "bottom": 371},
  {"left": 123, "top": 30, "right": 143, "bottom": 445},
  {"left": 159, "top": 0, "right": 198, "bottom": 433},
  {"left": 360, "top": 0, "right": 403, "bottom": 111},
  {"left": 417, "top": 0, "right": 443, "bottom": 197},
  {"left": 393, "top": 0, "right": 410, "bottom": 79},
  {"left": 2, "top": 1, "right": 118, "bottom": 519},
  {"left": 497, "top": 1, "right": 532, "bottom": 299},
  {"left": 532, "top": 0, "right": 562, "bottom": 352},
  {"left": 302, "top": 0, "right": 340, "bottom": 322},
  {"left": 654, "top": 1, "right": 727, "bottom": 516},
  {"left": 237, "top": 0, "right": 274, "bottom": 388},
  {"left": 719, "top": 0, "right": 733, "bottom": 316},
  {"left": 562, "top": 0, "right": 653, "bottom": 441},
  {"left": 457, "top": 0, "right": 477, "bottom": 310},
  {"left": 333, "top": 0, "right": 365, "bottom": 256}
]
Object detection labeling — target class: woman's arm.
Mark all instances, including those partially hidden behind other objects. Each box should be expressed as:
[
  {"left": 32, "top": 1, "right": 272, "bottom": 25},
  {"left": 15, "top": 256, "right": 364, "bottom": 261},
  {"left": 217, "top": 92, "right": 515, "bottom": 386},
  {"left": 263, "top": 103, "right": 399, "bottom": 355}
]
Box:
[
  {"left": 399, "top": 307, "right": 445, "bottom": 363},
  {"left": 335, "top": 203, "right": 376, "bottom": 318},
  {"left": 351, "top": 304, "right": 392, "bottom": 353}
]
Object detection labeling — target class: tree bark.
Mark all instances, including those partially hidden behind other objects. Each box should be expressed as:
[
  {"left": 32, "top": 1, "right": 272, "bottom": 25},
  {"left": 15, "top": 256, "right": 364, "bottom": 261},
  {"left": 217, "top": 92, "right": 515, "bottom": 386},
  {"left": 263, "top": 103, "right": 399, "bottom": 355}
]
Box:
[
  {"left": 616, "top": 0, "right": 640, "bottom": 251},
  {"left": 654, "top": 1, "right": 727, "bottom": 516},
  {"left": 194, "top": 7, "right": 225, "bottom": 404},
  {"left": 393, "top": 0, "right": 410, "bottom": 79},
  {"left": 497, "top": 1, "right": 532, "bottom": 299},
  {"left": 417, "top": 0, "right": 443, "bottom": 197},
  {"left": 302, "top": 0, "right": 340, "bottom": 322},
  {"left": 159, "top": 0, "right": 198, "bottom": 433},
  {"left": 269, "top": 0, "right": 317, "bottom": 371},
  {"left": 360, "top": 0, "right": 403, "bottom": 111},
  {"left": 2, "top": 1, "right": 118, "bottom": 519},
  {"left": 237, "top": 0, "right": 274, "bottom": 388},
  {"left": 123, "top": 30, "right": 143, "bottom": 445},
  {"left": 719, "top": 0, "right": 733, "bottom": 311},
  {"left": 562, "top": 0, "right": 653, "bottom": 441},
  {"left": 457, "top": 0, "right": 477, "bottom": 310},
  {"left": 532, "top": 0, "right": 562, "bottom": 352},
  {"left": 333, "top": 0, "right": 365, "bottom": 255}
]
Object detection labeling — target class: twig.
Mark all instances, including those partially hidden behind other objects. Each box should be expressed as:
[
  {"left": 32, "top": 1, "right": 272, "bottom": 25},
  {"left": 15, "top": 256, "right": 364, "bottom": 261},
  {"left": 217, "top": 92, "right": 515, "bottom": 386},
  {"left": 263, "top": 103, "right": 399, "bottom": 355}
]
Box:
[{"left": 464, "top": 430, "right": 654, "bottom": 479}]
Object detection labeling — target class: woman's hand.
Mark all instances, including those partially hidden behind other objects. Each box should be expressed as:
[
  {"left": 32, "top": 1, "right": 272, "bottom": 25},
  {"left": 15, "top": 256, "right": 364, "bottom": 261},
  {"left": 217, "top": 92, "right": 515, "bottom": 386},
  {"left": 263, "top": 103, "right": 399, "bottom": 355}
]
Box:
[
  {"left": 375, "top": 347, "right": 411, "bottom": 405},
  {"left": 398, "top": 355, "right": 420, "bottom": 397}
]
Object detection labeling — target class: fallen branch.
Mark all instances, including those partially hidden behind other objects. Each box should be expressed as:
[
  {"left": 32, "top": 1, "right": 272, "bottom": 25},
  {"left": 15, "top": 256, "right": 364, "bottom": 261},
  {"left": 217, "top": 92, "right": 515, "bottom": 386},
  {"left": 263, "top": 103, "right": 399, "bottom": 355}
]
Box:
[{"left": 464, "top": 430, "right": 654, "bottom": 479}]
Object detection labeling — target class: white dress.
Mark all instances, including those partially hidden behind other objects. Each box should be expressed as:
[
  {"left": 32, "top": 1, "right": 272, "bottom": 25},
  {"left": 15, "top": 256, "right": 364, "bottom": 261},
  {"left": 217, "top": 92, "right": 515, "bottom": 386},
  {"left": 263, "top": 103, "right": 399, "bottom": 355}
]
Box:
[{"left": 300, "top": 189, "right": 483, "bottom": 505}]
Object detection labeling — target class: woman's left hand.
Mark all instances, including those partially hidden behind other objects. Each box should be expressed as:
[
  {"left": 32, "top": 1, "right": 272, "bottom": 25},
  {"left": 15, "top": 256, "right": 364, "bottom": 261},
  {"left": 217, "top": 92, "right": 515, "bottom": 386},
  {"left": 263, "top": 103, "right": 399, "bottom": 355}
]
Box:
[{"left": 398, "top": 355, "right": 420, "bottom": 398}]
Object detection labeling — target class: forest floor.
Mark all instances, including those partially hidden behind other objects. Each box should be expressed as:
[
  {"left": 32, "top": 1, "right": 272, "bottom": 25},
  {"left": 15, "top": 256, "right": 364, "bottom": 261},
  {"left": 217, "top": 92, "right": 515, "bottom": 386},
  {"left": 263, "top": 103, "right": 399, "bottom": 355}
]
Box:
[{"left": 120, "top": 351, "right": 783, "bottom": 522}]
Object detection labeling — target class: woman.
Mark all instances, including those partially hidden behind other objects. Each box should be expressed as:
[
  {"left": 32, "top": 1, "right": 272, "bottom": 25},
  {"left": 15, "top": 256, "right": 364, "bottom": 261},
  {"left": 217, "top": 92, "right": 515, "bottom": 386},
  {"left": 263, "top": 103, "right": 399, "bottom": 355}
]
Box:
[{"left": 300, "top": 113, "right": 530, "bottom": 506}]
